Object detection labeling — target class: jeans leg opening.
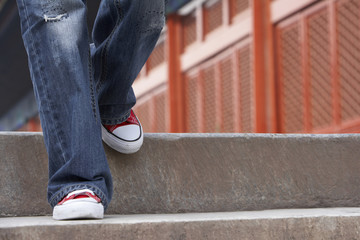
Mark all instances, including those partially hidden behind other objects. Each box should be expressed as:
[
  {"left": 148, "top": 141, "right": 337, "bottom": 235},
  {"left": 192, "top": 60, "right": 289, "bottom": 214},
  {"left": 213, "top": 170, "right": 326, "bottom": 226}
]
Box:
[
  {"left": 49, "top": 183, "right": 109, "bottom": 210},
  {"left": 100, "top": 109, "right": 131, "bottom": 125}
]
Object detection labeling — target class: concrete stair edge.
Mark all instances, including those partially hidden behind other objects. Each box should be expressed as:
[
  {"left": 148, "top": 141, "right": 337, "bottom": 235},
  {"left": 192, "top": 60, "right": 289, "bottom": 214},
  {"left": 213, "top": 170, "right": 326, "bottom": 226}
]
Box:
[{"left": 1, "top": 208, "right": 360, "bottom": 239}]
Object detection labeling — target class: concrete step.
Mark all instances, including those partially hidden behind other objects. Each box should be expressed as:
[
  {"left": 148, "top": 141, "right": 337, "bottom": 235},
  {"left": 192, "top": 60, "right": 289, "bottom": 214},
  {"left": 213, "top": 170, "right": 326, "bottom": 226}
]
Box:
[
  {"left": 1, "top": 132, "right": 360, "bottom": 217},
  {"left": 1, "top": 208, "right": 360, "bottom": 239}
]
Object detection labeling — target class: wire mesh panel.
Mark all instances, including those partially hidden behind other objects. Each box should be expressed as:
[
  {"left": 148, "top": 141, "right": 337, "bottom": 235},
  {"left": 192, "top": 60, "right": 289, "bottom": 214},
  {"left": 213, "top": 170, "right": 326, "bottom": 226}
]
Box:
[
  {"left": 182, "top": 11, "right": 197, "bottom": 50},
  {"left": 135, "top": 100, "right": 153, "bottom": 133},
  {"left": 221, "top": 57, "right": 235, "bottom": 132},
  {"left": 238, "top": 45, "right": 253, "bottom": 132},
  {"left": 278, "top": 22, "right": 304, "bottom": 133},
  {"left": 203, "top": 65, "right": 217, "bottom": 132},
  {"left": 231, "top": 0, "right": 249, "bottom": 17},
  {"left": 186, "top": 74, "right": 200, "bottom": 132},
  {"left": 153, "top": 90, "right": 167, "bottom": 132},
  {"left": 204, "top": 0, "right": 223, "bottom": 36},
  {"left": 308, "top": 9, "right": 333, "bottom": 130},
  {"left": 337, "top": 0, "right": 360, "bottom": 123},
  {"left": 147, "top": 40, "right": 165, "bottom": 72}
]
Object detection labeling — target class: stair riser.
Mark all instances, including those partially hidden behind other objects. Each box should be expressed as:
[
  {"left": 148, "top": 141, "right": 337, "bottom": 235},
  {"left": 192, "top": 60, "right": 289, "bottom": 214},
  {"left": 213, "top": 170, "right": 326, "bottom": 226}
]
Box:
[{"left": 1, "top": 133, "right": 360, "bottom": 216}]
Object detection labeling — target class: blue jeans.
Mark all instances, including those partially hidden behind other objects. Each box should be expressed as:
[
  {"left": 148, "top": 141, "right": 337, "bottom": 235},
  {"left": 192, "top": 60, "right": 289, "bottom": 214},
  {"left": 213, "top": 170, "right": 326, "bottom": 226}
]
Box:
[{"left": 16, "top": 0, "right": 165, "bottom": 209}]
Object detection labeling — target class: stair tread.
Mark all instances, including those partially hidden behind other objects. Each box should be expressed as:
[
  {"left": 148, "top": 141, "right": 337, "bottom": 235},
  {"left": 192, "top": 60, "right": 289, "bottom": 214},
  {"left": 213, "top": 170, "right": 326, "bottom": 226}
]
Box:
[
  {"left": 2, "top": 208, "right": 360, "bottom": 239},
  {"left": 2, "top": 208, "right": 360, "bottom": 228}
]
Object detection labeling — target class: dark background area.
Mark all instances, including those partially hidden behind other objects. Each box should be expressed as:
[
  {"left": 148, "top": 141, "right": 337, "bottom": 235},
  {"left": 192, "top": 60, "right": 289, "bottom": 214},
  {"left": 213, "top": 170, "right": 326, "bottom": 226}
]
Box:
[
  {"left": 0, "top": 0, "right": 101, "bottom": 118},
  {"left": 0, "top": 1, "right": 31, "bottom": 118}
]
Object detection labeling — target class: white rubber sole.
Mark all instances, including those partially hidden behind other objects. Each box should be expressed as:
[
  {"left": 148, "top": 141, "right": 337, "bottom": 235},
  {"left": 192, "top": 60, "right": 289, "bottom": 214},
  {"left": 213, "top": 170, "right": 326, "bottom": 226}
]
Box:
[
  {"left": 53, "top": 201, "right": 104, "bottom": 220},
  {"left": 101, "top": 125, "right": 143, "bottom": 154}
]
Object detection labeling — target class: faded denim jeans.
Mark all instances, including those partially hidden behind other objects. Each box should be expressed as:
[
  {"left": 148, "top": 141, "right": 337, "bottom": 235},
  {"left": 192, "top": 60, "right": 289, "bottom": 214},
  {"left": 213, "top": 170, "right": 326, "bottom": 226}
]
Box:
[{"left": 15, "top": 0, "right": 165, "bottom": 209}]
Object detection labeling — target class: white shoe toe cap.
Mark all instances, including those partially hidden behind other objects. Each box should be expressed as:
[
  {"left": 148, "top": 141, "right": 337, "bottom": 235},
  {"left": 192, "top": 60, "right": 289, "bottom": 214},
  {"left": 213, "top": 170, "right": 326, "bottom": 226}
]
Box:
[{"left": 112, "top": 125, "right": 141, "bottom": 141}]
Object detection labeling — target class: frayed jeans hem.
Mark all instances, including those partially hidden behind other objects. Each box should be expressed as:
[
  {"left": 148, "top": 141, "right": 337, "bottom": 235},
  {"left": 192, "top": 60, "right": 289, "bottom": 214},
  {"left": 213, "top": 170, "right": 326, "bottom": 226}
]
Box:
[
  {"left": 100, "top": 110, "right": 131, "bottom": 125},
  {"left": 49, "top": 184, "right": 109, "bottom": 210}
]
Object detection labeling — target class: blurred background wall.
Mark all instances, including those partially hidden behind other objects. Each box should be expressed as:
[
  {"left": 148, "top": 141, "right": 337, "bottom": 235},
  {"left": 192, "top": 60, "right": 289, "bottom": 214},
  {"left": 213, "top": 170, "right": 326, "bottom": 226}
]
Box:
[{"left": 1, "top": 0, "right": 360, "bottom": 133}]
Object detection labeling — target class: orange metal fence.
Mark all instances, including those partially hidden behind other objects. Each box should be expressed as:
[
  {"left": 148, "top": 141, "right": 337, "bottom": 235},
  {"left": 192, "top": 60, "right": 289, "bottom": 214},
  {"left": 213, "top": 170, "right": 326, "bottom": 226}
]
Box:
[
  {"left": 276, "top": 0, "right": 360, "bottom": 133},
  {"left": 134, "top": 0, "right": 253, "bottom": 133},
  {"left": 133, "top": 0, "right": 360, "bottom": 134}
]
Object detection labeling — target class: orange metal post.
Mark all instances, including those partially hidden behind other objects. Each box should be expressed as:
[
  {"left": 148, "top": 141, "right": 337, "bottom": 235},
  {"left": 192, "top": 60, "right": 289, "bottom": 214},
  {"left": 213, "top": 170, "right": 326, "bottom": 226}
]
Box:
[
  {"left": 268, "top": 22, "right": 278, "bottom": 133},
  {"left": 252, "top": 0, "right": 275, "bottom": 133},
  {"left": 167, "top": 14, "right": 185, "bottom": 133}
]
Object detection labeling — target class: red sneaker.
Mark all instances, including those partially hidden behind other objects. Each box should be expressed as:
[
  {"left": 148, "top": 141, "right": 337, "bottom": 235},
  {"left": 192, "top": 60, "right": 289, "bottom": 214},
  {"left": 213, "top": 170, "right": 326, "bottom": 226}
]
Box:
[
  {"left": 101, "top": 110, "right": 144, "bottom": 154},
  {"left": 52, "top": 189, "right": 103, "bottom": 220}
]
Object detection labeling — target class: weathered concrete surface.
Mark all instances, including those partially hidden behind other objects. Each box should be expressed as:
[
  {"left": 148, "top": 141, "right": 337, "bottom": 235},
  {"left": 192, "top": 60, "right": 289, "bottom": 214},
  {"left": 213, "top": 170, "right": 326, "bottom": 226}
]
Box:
[
  {"left": 1, "top": 132, "right": 360, "bottom": 216},
  {"left": 1, "top": 208, "right": 360, "bottom": 239},
  {"left": 0, "top": 133, "right": 49, "bottom": 216}
]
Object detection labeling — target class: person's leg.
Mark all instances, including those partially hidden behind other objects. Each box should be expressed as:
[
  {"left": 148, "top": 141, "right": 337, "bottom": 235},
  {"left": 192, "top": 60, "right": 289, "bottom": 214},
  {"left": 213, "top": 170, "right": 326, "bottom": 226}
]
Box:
[
  {"left": 92, "top": 0, "right": 165, "bottom": 125},
  {"left": 90, "top": 0, "right": 165, "bottom": 154},
  {"left": 15, "top": 0, "right": 113, "bottom": 213}
]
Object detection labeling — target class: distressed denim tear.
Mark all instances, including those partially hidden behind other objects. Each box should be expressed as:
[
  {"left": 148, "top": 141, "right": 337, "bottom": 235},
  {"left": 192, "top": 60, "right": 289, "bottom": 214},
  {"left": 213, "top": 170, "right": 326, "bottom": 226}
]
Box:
[
  {"left": 44, "top": 13, "right": 68, "bottom": 22},
  {"left": 41, "top": 0, "right": 68, "bottom": 22}
]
